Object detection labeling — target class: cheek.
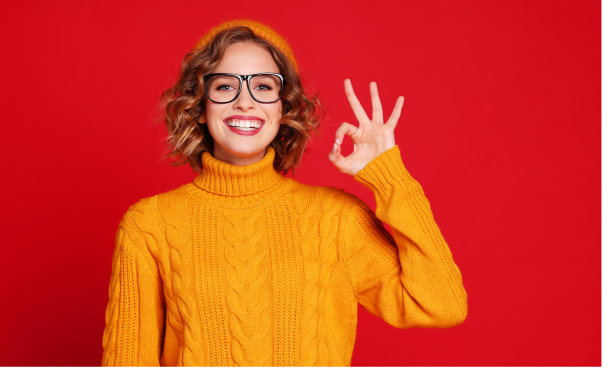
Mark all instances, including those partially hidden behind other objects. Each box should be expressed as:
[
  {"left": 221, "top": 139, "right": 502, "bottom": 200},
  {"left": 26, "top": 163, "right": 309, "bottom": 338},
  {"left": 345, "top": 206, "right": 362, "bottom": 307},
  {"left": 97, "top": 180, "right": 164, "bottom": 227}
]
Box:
[
  {"left": 205, "top": 101, "right": 219, "bottom": 120},
  {"left": 271, "top": 102, "right": 283, "bottom": 121}
]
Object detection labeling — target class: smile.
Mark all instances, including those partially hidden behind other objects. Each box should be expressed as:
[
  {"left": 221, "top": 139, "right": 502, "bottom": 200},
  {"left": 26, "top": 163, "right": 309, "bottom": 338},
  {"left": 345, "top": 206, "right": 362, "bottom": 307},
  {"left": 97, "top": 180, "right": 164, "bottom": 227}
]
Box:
[{"left": 223, "top": 116, "right": 265, "bottom": 136}]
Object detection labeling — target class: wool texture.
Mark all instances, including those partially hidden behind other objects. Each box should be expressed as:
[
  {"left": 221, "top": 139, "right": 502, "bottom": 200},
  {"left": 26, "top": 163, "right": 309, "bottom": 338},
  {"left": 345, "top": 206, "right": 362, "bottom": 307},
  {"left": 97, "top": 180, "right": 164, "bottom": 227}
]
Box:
[{"left": 101, "top": 145, "right": 468, "bottom": 366}]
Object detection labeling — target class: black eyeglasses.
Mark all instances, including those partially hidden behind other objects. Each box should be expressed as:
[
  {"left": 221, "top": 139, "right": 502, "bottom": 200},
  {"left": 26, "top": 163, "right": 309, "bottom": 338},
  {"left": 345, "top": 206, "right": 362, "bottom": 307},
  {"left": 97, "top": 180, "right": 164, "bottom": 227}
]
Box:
[{"left": 203, "top": 73, "right": 284, "bottom": 104}]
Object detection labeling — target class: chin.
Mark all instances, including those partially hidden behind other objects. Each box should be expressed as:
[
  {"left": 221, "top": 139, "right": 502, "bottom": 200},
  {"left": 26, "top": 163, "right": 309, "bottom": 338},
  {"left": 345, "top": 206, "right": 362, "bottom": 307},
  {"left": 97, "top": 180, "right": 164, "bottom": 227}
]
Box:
[{"left": 227, "top": 144, "right": 267, "bottom": 157}]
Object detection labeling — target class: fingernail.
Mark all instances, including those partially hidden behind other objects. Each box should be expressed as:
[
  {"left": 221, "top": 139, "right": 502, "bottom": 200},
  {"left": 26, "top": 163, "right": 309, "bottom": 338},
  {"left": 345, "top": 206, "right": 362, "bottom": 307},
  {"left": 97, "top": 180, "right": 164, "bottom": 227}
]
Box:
[
  {"left": 332, "top": 143, "right": 337, "bottom": 153},
  {"left": 335, "top": 138, "right": 341, "bottom": 145}
]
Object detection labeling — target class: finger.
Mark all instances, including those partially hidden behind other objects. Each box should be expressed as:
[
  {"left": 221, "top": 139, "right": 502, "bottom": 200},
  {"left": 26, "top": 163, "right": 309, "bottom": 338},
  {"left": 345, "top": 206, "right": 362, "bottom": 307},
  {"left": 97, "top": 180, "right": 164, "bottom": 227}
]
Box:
[
  {"left": 344, "top": 79, "right": 370, "bottom": 123},
  {"left": 370, "top": 82, "right": 383, "bottom": 123},
  {"left": 334, "top": 122, "right": 359, "bottom": 145},
  {"left": 386, "top": 96, "right": 405, "bottom": 129},
  {"left": 328, "top": 139, "right": 351, "bottom": 174}
]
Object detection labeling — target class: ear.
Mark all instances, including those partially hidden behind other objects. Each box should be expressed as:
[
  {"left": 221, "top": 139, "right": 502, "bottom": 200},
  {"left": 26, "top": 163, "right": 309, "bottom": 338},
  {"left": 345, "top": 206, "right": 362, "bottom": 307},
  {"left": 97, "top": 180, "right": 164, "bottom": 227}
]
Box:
[{"left": 197, "top": 112, "right": 207, "bottom": 124}]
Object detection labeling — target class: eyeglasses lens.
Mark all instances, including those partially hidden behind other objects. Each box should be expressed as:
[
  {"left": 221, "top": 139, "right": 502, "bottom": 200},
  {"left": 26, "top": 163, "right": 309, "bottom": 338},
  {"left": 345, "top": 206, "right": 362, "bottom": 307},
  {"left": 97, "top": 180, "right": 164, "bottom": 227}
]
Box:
[{"left": 207, "top": 74, "right": 282, "bottom": 103}]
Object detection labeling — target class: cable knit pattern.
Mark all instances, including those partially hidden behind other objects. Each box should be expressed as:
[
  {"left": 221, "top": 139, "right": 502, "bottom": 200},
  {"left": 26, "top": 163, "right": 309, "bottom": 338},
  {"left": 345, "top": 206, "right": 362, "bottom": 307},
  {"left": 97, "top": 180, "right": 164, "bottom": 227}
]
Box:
[
  {"left": 101, "top": 145, "right": 468, "bottom": 366},
  {"left": 293, "top": 188, "right": 322, "bottom": 366},
  {"left": 131, "top": 206, "right": 187, "bottom": 366},
  {"left": 102, "top": 227, "right": 137, "bottom": 366},
  {"left": 316, "top": 190, "right": 342, "bottom": 365},
  {"left": 103, "top": 200, "right": 166, "bottom": 366},
  {"left": 165, "top": 223, "right": 200, "bottom": 365},
  {"left": 223, "top": 208, "right": 272, "bottom": 366}
]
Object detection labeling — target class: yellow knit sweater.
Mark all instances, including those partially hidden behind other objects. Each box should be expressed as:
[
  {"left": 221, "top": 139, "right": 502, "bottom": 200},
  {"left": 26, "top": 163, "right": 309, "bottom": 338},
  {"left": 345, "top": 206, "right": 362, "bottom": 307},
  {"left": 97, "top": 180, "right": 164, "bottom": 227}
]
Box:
[{"left": 101, "top": 145, "right": 467, "bottom": 367}]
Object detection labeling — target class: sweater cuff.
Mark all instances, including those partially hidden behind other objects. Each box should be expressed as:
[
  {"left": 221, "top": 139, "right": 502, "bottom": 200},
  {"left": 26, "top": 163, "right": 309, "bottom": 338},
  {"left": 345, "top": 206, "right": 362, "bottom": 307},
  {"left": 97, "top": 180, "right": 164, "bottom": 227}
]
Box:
[{"left": 353, "top": 145, "right": 416, "bottom": 192}]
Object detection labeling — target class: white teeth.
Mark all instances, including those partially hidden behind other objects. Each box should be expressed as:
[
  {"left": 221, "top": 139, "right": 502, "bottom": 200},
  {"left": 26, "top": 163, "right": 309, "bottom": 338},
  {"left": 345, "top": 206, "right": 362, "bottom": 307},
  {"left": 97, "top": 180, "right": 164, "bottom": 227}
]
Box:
[{"left": 226, "top": 119, "right": 263, "bottom": 129}]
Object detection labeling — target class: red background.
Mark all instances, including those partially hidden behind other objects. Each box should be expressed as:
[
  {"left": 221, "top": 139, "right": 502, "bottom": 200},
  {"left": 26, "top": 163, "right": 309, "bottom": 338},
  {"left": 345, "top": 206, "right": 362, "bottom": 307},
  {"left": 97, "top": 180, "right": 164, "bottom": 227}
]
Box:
[{"left": 0, "top": 0, "right": 599, "bottom": 366}]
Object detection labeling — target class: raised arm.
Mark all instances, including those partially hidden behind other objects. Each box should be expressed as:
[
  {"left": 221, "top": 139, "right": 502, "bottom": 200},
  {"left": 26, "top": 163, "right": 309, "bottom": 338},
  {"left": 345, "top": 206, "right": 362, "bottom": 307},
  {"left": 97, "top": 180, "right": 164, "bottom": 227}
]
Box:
[
  {"left": 339, "top": 145, "right": 467, "bottom": 329},
  {"left": 102, "top": 205, "right": 166, "bottom": 366}
]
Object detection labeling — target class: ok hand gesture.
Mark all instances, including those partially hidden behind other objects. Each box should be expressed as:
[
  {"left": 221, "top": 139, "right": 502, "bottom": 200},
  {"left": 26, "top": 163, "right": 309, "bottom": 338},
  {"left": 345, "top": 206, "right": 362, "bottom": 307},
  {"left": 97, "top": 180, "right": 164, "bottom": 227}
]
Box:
[{"left": 328, "top": 79, "right": 404, "bottom": 176}]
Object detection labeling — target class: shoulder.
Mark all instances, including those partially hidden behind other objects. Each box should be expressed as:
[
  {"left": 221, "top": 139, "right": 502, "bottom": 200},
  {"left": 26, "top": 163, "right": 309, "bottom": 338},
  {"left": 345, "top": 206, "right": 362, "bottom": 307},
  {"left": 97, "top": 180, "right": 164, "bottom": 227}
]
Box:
[
  {"left": 287, "top": 179, "right": 349, "bottom": 205},
  {"left": 120, "top": 183, "right": 192, "bottom": 232},
  {"left": 287, "top": 179, "right": 370, "bottom": 219}
]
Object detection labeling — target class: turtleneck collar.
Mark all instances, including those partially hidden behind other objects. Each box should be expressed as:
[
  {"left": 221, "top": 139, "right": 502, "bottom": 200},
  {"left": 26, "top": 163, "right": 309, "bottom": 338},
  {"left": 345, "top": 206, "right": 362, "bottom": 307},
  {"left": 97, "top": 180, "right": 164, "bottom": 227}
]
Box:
[{"left": 193, "top": 146, "right": 285, "bottom": 197}]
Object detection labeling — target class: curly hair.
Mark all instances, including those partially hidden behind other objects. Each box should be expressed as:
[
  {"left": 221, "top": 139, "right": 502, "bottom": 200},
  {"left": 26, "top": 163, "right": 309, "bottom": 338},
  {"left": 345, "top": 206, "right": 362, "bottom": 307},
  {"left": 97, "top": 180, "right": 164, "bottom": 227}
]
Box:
[{"left": 159, "top": 26, "right": 324, "bottom": 176}]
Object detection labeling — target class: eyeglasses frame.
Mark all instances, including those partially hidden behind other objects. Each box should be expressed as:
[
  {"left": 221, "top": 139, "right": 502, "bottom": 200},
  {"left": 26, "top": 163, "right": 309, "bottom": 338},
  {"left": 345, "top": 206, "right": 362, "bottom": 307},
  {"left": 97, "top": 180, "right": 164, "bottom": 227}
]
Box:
[{"left": 203, "top": 72, "right": 285, "bottom": 104}]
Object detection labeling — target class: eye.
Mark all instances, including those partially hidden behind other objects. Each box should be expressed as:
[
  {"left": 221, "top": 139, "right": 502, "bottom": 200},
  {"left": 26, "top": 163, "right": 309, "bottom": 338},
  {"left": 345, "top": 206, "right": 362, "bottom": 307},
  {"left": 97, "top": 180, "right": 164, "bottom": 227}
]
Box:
[
  {"left": 254, "top": 84, "right": 272, "bottom": 91},
  {"left": 217, "top": 84, "right": 236, "bottom": 91}
]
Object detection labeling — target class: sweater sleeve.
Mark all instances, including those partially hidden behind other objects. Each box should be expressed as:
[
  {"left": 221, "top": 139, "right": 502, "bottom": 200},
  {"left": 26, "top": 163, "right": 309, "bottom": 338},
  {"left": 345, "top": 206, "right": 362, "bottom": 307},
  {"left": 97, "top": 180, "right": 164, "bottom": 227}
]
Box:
[
  {"left": 102, "top": 205, "right": 166, "bottom": 366},
  {"left": 340, "top": 145, "right": 468, "bottom": 329}
]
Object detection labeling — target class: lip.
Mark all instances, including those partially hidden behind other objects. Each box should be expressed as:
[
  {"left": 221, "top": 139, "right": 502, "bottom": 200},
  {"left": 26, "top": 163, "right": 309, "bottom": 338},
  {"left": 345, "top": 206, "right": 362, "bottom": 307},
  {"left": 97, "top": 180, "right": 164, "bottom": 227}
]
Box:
[{"left": 223, "top": 115, "right": 265, "bottom": 136}]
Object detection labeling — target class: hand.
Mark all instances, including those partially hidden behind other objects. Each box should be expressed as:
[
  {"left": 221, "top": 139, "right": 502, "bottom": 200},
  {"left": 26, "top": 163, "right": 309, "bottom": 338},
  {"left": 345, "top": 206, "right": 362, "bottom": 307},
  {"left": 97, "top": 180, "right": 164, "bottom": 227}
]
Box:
[{"left": 328, "top": 79, "right": 404, "bottom": 176}]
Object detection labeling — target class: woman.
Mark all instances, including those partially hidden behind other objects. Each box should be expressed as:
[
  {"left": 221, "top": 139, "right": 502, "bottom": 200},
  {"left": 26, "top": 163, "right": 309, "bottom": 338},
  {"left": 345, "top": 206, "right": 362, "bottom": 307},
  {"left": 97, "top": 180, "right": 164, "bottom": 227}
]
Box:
[{"left": 102, "top": 19, "right": 468, "bottom": 367}]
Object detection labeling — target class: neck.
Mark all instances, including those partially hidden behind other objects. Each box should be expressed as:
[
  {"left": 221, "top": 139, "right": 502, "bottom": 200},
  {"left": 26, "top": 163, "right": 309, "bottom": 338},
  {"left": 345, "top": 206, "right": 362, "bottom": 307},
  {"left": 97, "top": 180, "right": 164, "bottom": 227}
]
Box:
[
  {"left": 194, "top": 145, "right": 284, "bottom": 197},
  {"left": 212, "top": 144, "right": 267, "bottom": 166}
]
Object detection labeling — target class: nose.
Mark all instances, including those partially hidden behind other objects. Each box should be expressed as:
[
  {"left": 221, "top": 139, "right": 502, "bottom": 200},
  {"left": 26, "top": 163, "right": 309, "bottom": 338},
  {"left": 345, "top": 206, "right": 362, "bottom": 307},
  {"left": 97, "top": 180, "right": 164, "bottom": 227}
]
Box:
[{"left": 233, "top": 80, "right": 256, "bottom": 111}]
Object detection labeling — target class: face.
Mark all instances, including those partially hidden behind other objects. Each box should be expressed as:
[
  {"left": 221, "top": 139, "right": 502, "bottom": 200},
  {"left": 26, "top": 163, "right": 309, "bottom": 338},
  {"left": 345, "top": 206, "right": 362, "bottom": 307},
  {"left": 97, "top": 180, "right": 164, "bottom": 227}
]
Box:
[{"left": 198, "top": 42, "right": 283, "bottom": 166}]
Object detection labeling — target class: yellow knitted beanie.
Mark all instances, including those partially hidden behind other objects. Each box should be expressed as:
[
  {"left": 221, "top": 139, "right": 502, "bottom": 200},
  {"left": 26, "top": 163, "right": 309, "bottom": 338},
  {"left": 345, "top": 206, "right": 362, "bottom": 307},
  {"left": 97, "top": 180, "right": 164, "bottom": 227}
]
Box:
[{"left": 194, "top": 19, "right": 299, "bottom": 72}]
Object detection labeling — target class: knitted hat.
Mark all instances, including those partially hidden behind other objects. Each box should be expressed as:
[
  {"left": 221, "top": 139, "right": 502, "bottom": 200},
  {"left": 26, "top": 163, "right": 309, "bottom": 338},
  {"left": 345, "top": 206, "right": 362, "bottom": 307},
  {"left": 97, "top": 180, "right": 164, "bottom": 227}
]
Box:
[{"left": 194, "top": 19, "right": 299, "bottom": 72}]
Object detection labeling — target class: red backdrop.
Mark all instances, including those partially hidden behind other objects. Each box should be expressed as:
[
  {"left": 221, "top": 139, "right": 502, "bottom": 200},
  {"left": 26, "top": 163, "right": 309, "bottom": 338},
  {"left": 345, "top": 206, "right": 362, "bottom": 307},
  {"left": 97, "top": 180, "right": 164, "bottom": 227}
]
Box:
[{"left": 0, "top": 0, "right": 599, "bottom": 366}]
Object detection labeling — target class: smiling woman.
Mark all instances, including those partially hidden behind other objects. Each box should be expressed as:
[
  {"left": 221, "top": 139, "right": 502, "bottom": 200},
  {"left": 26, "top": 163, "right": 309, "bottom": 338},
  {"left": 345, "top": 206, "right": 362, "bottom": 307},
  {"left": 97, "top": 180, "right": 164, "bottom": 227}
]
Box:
[
  {"left": 159, "top": 21, "right": 323, "bottom": 173},
  {"left": 199, "top": 42, "right": 285, "bottom": 165},
  {"left": 101, "top": 19, "right": 468, "bottom": 367}
]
